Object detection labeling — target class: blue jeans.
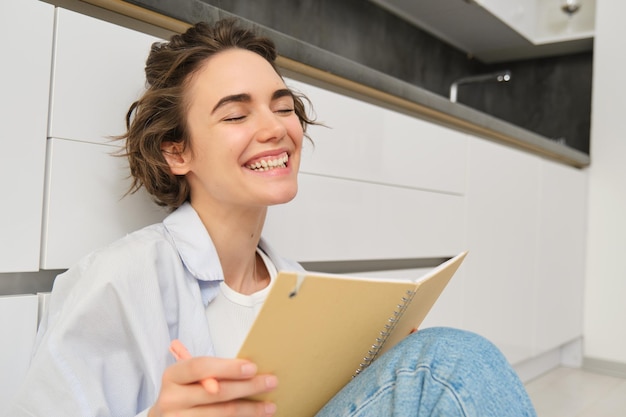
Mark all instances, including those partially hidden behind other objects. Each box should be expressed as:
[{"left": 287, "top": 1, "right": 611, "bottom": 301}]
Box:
[{"left": 316, "top": 327, "right": 537, "bottom": 417}]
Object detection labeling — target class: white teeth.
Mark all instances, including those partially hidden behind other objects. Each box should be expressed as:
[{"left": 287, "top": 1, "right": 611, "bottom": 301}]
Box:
[{"left": 247, "top": 154, "right": 288, "bottom": 171}]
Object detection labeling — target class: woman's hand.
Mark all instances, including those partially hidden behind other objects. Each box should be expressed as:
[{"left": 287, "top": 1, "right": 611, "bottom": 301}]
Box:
[{"left": 148, "top": 356, "right": 278, "bottom": 417}]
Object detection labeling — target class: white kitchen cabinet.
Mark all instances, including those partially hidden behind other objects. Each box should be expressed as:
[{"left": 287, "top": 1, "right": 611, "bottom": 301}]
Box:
[
  {"left": 40, "top": 9, "right": 167, "bottom": 269},
  {"left": 474, "top": 0, "right": 537, "bottom": 40},
  {"left": 533, "top": 159, "right": 587, "bottom": 355},
  {"left": 264, "top": 172, "right": 465, "bottom": 262},
  {"left": 41, "top": 138, "right": 167, "bottom": 269},
  {"left": 463, "top": 138, "right": 541, "bottom": 364},
  {"left": 475, "top": 0, "right": 595, "bottom": 44},
  {"left": 534, "top": 0, "right": 595, "bottom": 44},
  {"left": 288, "top": 79, "right": 468, "bottom": 195},
  {"left": 0, "top": 294, "right": 38, "bottom": 415},
  {"left": 0, "top": 0, "right": 54, "bottom": 272},
  {"left": 462, "top": 137, "right": 588, "bottom": 365},
  {"left": 48, "top": 8, "right": 160, "bottom": 144}
]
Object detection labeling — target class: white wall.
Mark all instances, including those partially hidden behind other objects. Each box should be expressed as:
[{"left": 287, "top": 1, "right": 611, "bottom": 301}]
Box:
[{"left": 583, "top": 0, "right": 626, "bottom": 364}]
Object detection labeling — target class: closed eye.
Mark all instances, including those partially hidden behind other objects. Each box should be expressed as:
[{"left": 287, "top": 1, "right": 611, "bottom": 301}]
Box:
[{"left": 222, "top": 114, "right": 247, "bottom": 122}]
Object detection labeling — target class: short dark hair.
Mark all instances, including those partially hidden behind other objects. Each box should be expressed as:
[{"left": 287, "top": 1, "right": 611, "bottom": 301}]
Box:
[{"left": 119, "top": 19, "right": 315, "bottom": 209}]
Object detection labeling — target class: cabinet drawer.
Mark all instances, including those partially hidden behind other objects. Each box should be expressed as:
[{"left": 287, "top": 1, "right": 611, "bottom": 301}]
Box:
[
  {"left": 41, "top": 138, "right": 167, "bottom": 269},
  {"left": 463, "top": 138, "right": 541, "bottom": 364},
  {"left": 263, "top": 173, "right": 465, "bottom": 262},
  {"left": 533, "top": 159, "right": 587, "bottom": 354},
  {"left": 0, "top": 294, "right": 38, "bottom": 415},
  {"left": 287, "top": 78, "right": 468, "bottom": 195},
  {"left": 48, "top": 8, "right": 160, "bottom": 144}
]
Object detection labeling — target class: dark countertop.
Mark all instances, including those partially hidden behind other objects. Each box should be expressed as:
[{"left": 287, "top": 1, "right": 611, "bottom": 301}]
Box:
[{"left": 96, "top": 0, "right": 590, "bottom": 168}]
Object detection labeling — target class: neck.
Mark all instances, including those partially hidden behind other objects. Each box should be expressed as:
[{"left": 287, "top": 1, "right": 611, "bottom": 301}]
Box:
[{"left": 191, "top": 199, "right": 269, "bottom": 294}]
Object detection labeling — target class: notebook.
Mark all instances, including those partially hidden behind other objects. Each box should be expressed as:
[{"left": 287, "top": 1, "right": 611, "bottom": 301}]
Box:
[{"left": 237, "top": 251, "right": 467, "bottom": 417}]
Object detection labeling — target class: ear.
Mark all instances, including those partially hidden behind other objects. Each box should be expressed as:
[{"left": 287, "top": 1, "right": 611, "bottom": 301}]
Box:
[{"left": 161, "top": 141, "right": 191, "bottom": 176}]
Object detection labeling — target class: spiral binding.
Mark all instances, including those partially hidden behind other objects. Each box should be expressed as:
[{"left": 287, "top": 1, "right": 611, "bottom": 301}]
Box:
[{"left": 353, "top": 289, "right": 417, "bottom": 377}]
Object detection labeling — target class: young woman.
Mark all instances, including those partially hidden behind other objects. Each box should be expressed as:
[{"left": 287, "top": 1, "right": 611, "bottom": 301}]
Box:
[{"left": 10, "top": 19, "right": 536, "bottom": 417}]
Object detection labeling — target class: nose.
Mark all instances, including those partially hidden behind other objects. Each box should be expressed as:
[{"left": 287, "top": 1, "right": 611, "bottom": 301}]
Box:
[{"left": 254, "top": 109, "right": 287, "bottom": 142}]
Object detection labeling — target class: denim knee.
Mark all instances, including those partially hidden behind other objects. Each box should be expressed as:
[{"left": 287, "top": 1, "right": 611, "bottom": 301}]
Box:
[
  {"left": 317, "top": 327, "right": 536, "bottom": 417},
  {"left": 390, "top": 327, "right": 536, "bottom": 417},
  {"left": 397, "top": 327, "right": 512, "bottom": 373}
]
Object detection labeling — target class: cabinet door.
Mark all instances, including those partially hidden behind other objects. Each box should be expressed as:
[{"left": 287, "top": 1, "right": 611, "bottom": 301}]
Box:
[
  {"left": 287, "top": 79, "right": 468, "bottom": 195},
  {"left": 534, "top": 159, "right": 587, "bottom": 354},
  {"left": 463, "top": 138, "right": 540, "bottom": 364},
  {"left": 41, "top": 139, "right": 167, "bottom": 269},
  {"left": 264, "top": 173, "right": 465, "bottom": 262},
  {"left": 0, "top": 294, "right": 38, "bottom": 415},
  {"left": 48, "top": 8, "right": 160, "bottom": 144},
  {"left": 0, "top": 0, "right": 54, "bottom": 272}
]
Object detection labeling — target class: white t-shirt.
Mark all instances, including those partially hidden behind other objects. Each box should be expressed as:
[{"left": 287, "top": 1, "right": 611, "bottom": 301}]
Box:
[{"left": 205, "top": 249, "right": 277, "bottom": 358}]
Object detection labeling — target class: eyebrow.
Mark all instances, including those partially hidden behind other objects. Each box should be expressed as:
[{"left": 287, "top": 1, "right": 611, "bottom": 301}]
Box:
[{"left": 211, "top": 89, "right": 293, "bottom": 115}]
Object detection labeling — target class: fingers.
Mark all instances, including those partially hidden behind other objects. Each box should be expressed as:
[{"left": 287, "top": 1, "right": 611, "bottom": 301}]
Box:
[
  {"left": 158, "top": 358, "right": 278, "bottom": 412},
  {"left": 154, "top": 349, "right": 279, "bottom": 417},
  {"left": 214, "top": 373, "right": 278, "bottom": 403},
  {"left": 169, "top": 340, "right": 219, "bottom": 393},
  {"left": 161, "top": 372, "right": 278, "bottom": 406},
  {"left": 168, "top": 356, "right": 259, "bottom": 386}
]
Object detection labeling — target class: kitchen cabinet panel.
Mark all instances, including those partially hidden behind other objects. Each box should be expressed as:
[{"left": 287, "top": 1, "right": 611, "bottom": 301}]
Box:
[
  {"left": 476, "top": 0, "right": 595, "bottom": 44},
  {"left": 0, "top": 0, "right": 54, "bottom": 272},
  {"left": 463, "top": 137, "right": 588, "bottom": 364},
  {"left": 288, "top": 79, "right": 467, "bottom": 195},
  {"left": 379, "top": 109, "right": 468, "bottom": 195},
  {"left": 48, "top": 8, "right": 160, "bottom": 144},
  {"left": 0, "top": 294, "right": 38, "bottom": 416},
  {"left": 534, "top": 159, "right": 587, "bottom": 354},
  {"left": 463, "top": 138, "right": 541, "bottom": 364},
  {"left": 40, "top": 138, "right": 167, "bottom": 269},
  {"left": 263, "top": 173, "right": 465, "bottom": 262}
]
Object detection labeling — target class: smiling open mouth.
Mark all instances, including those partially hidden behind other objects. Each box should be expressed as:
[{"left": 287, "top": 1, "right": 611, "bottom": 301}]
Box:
[{"left": 246, "top": 153, "right": 288, "bottom": 171}]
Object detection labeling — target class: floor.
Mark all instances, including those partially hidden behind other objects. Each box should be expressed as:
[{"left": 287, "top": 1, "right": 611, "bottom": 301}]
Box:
[{"left": 525, "top": 367, "right": 626, "bottom": 417}]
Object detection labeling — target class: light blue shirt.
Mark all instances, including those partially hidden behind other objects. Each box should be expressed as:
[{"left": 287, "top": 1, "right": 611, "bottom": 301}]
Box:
[{"left": 9, "top": 202, "right": 302, "bottom": 416}]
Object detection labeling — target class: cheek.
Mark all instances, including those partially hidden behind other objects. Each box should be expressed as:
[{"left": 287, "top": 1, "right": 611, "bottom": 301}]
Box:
[{"left": 288, "top": 118, "right": 305, "bottom": 147}]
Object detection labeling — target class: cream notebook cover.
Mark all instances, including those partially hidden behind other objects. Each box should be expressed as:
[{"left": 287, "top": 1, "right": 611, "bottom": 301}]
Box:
[{"left": 237, "top": 251, "right": 467, "bottom": 417}]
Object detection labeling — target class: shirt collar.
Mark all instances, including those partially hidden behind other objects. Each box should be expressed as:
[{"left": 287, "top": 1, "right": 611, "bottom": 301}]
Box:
[
  {"left": 162, "top": 202, "right": 305, "bottom": 283},
  {"left": 163, "top": 202, "right": 224, "bottom": 283}
]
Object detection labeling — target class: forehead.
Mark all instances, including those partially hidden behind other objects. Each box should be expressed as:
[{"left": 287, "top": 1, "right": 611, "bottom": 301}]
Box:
[{"left": 186, "top": 48, "right": 286, "bottom": 104}]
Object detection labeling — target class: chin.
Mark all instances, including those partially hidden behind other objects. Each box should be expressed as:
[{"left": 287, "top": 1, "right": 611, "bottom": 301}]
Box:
[{"left": 267, "top": 186, "right": 298, "bottom": 206}]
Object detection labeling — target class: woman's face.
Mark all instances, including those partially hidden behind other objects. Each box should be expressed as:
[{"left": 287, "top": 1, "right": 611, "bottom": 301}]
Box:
[{"left": 173, "top": 48, "right": 304, "bottom": 211}]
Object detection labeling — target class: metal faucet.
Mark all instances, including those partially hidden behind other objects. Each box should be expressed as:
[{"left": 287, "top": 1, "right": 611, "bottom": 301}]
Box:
[{"left": 449, "top": 70, "right": 512, "bottom": 102}]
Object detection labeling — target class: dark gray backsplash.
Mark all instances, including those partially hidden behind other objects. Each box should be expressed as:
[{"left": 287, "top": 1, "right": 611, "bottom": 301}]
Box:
[
  {"left": 208, "top": 0, "right": 480, "bottom": 98},
  {"left": 206, "top": 0, "right": 592, "bottom": 154},
  {"left": 459, "top": 52, "right": 592, "bottom": 154}
]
